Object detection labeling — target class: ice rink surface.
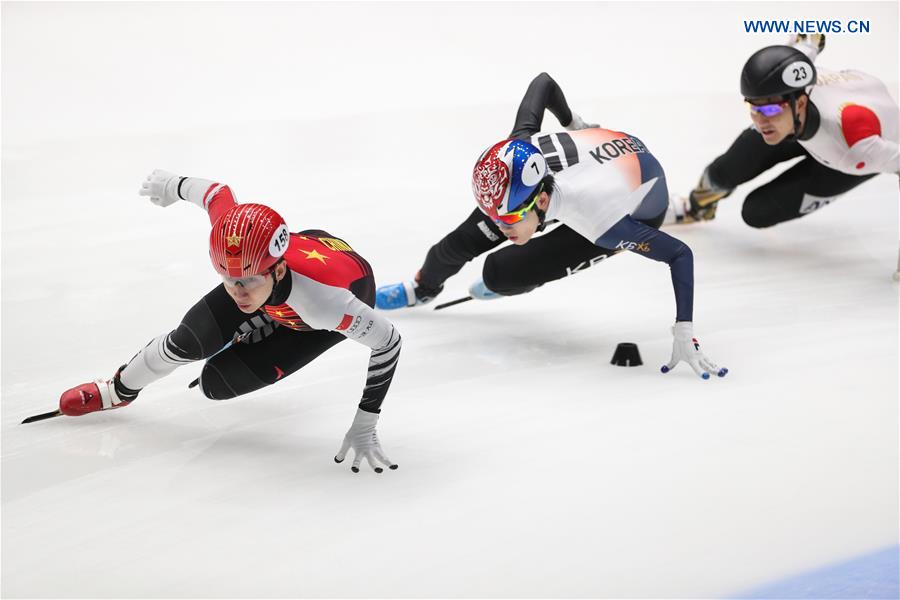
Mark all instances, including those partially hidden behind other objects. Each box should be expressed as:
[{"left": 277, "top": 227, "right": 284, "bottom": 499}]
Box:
[{"left": 2, "top": 2, "right": 898, "bottom": 598}]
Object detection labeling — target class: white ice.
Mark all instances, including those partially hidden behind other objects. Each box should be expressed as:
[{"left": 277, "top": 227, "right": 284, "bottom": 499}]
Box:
[{"left": 2, "top": 2, "right": 898, "bottom": 598}]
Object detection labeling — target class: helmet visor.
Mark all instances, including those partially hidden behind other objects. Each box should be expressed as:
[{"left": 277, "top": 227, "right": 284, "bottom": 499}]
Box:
[
  {"left": 746, "top": 100, "right": 788, "bottom": 117},
  {"left": 494, "top": 183, "right": 543, "bottom": 226},
  {"left": 221, "top": 272, "right": 271, "bottom": 290}
]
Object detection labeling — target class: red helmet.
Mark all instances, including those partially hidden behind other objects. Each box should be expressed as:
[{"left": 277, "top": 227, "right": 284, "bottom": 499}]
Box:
[
  {"left": 472, "top": 138, "right": 547, "bottom": 221},
  {"left": 209, "top": 204, "right": 290, "bottom": 278}
]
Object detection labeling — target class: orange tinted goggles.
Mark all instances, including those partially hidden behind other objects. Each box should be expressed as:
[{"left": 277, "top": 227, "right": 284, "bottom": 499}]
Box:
[{"left": 494, "top": 185, "right": 543, "bottom": 226}]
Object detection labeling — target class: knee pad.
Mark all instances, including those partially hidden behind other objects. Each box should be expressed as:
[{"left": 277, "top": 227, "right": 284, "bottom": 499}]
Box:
[
  {"left": 168, "top": 323, "right": 211, "bottom": 361},
  {"left": 168, "top": 300, "right": 229, "bottom": 360},
  {"left": 741, "top": 195, "right": 776, "bottom": 228},
  {"left": 482, "top": 256, "right": 537, "bottom": 296},
  {"left": 481, "top": 255, "right": 508, "bottom": 295}
]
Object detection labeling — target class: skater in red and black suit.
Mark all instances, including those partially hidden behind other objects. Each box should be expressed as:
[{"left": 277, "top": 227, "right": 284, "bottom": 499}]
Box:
[{"left": 56, "top": 170, "right": 401, "bottom": 473}]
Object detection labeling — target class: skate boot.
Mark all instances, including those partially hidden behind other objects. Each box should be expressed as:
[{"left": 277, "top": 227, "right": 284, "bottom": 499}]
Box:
[
  {"left": 59, "top": 366, "right": 140, "bottom": 416},
  {"left": 468, "top": 278, "right": 501, "bottom": 301},
  {"left": 376, "top": 271, "right": 443, "bottom": 310}
]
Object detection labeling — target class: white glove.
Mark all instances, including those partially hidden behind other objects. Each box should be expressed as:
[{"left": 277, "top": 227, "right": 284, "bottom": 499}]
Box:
[
  {"left": 661, "top": 321, "right": 728, "bottom": 379},
  {"left": 565, "top": 112, "right": 600, "bottom": 131},
  {"left": 139, "top": 169, "right": 182, "bottom": 207},
  {"left": 334, "top": 408, "right": 397, "bottom": 473}
]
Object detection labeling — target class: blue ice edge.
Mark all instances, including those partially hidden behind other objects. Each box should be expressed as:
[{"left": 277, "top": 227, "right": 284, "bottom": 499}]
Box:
[{"left": 734, "top": 545, "right": 899, "bottom": 599}]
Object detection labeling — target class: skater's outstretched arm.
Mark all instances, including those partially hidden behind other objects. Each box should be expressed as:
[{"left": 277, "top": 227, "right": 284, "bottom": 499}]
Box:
[
  {"left": 596, "top": 215, "right": 727, "bottom": 379},
  {"left": 139, "top": 169, "right": 237, "bottom": 223},
  {"left": 510, "top": 72, "right": 597, "bottom": 140}
]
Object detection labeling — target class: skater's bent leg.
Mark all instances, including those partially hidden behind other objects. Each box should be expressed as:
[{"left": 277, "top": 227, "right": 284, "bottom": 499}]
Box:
[
  {"left": 741, "top": 159, "right": 876, "bottom": 228},
  {"left": 482, "top": 225, "right": 617, "bottom": 296},
  {"left": 119, "top": 285, "right": 255, "bottom": 391},
  {"left": 198, "top": 328, "right": 345, "bottom": 400}
]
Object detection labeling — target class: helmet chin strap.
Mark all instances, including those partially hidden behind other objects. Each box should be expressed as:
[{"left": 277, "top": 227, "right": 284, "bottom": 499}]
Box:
[
  {"left": 786, "top": 95, "right": 803, "bottom": 140},
  {"left": 263, "top": 260, "right": 287, "bottom": 306},
  {"left": 535, "top": 206, "right": 548, "bottom": 232},
  {"left": 264, "top": 278, "right": 277, "bottom": 306}
]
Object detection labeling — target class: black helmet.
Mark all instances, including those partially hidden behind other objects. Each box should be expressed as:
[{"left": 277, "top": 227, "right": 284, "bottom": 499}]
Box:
[{"left": 741, "top": 45, "right": 816, "bottom": 100}]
